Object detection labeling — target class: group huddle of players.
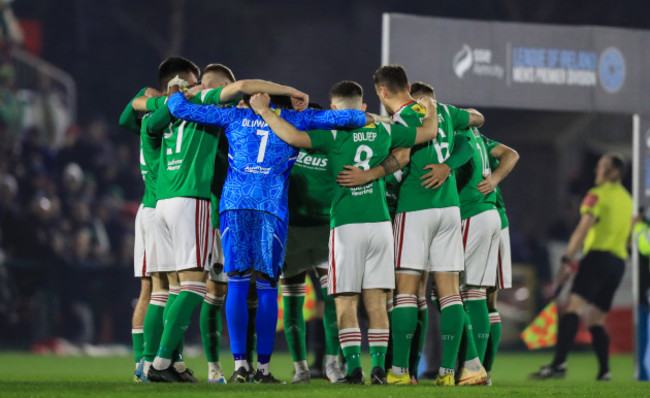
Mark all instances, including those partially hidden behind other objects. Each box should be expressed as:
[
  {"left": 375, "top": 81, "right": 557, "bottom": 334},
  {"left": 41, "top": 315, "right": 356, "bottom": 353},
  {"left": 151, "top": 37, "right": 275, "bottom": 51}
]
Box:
[{"left": 118, "top": 56, "right": 519, "bottom": 386}]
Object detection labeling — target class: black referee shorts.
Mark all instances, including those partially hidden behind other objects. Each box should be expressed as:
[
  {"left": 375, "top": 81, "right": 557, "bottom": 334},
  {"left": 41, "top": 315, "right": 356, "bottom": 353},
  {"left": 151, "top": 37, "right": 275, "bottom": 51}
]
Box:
[{"left": 571, "top": 250, "right": 625, "bottom": 312}]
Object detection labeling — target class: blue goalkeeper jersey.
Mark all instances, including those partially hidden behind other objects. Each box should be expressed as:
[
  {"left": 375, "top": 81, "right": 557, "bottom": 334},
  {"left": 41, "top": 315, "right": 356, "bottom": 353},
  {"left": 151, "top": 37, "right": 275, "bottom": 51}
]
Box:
[{"left": 167, "top": 93, "right": 367, "bottom": 222}]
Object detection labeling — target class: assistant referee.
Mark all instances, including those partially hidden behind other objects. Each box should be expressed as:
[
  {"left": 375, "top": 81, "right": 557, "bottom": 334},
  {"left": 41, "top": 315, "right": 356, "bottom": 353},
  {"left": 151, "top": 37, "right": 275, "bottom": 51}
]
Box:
[{"left": 531, "top": 153, "right": 632, "bottom": 381}]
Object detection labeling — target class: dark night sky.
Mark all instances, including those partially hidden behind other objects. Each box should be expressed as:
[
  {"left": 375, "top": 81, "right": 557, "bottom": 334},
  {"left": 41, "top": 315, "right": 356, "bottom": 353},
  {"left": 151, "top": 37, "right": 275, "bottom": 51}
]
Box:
[{"left": 12, "top": 0, "right": 650, "bottom": 125}]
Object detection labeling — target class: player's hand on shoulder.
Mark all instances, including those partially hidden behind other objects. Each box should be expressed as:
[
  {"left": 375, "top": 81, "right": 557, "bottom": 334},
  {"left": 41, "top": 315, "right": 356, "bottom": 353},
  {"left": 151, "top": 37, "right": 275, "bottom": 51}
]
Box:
[
  {"left": 337, "top": 165, "right": 372, "bottom": 187},
  {"left": 420, "top": 163, "right": 450, "bottom": 189},
  {"left": 290, "top": 89, "right": 309, "bottom": 112},
  {"left": 250, "top": 93, "right": 271, "bottom": 114},
  {"left": 477, "top": 174, "right": 497, "bottom": 194},
  {"left": 183, "top": 84, "right": 204, "bottom": 99},
  {"left": 366, "top": 112, "right": 392, "bottom": 124},
  {"left": 168, "top": 84, "right": 182, "bottom": 95},
  {"left": 144, "top": 87, "right": 163, "bottom": 98},
  {"left": 416, "top": 96, "right": 437, "bottom": 111},
  {"left": 167, "top": 75, "right": 189, "bottom": 93}
]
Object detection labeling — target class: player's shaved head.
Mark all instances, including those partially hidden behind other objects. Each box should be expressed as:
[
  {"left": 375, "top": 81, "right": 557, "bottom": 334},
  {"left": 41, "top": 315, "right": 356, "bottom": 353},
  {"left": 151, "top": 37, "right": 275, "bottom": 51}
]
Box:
[
  {"left": 203, "top": 63, "right": 236, "bottom": 88},
  {"left": 158, "top": 56, "right": 200, "bottom": 90},
  {"left": 410, "top": 81, "right": 436, "bottom": 100},
  {"left": 329, "top": 80, "right": 364, "bottom": 110},
  {"left": 373, "top": 65, "right": 409, "bottom": 94}
]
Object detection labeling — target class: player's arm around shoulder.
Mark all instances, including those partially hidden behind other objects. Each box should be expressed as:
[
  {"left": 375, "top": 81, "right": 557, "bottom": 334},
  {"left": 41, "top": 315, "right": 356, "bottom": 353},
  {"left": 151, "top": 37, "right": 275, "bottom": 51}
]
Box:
[
  {"left": 412, "top": 96, "right": 438, "bottom": 144},
  {"left": 167, "top": 89, "right": 232, "bottom": 127},
  {"left": 250, "top": 93, "right": 312, "bottom": 149},
  {"left": 335, "top": 99, "right": 437, "bottom": 188},
  {"left": 466, "top": 108, "right": 485, "bottom": 127},
  {"left": 217, "top": 80, "right": 309, "bottom": 111},
  {"left": 118, "top": 87, "right": 149, "bottom": 133},
  {"left": 478, "top": 139, "right": 520, "bottom": 194}
]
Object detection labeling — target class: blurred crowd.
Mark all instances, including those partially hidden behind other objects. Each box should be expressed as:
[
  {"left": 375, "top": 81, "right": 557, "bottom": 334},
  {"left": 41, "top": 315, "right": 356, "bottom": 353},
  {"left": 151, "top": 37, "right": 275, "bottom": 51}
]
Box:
[{"left": 0, "top": 20, "right": 143, "bottom": 345}]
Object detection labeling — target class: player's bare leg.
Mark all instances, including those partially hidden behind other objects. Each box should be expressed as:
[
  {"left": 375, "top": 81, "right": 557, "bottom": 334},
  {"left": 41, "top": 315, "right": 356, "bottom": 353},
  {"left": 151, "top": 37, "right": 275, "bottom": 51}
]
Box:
[
  {"left": 388, "top": 270, "right": 422, "bottom": 384},
  {"left": 334, "top": 293, "right": 363, "bottom": 383},
  {"left": 142, "top": 272, "right": 169, "bottom": 379},
  {"left": 132, "top": 276, "right": 151, "bottom": 380},
  {"left": 363, "top": 288, "right": 390, "bottom": 384},
  {"left": 202, "top": 279, "right": 227, "bottom": 383},
  {"left": 282, "top": 271, "right": 310, "bottom": 382}
]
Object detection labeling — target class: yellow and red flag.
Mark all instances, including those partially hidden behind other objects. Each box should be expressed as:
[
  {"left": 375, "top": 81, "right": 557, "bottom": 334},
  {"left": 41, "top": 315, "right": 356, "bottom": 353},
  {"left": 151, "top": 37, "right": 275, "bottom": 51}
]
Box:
[
  {"left": 276, "top": 277, "right": 318, "bottom": 332},
  {"left": 521, "top": 300, "right": 558, "bottom": 349}
]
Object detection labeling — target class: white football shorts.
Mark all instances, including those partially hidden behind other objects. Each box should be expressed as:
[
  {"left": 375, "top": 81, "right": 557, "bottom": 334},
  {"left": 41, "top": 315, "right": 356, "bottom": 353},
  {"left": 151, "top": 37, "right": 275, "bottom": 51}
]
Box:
[
  {"left": 393, "top": 207, "right": 465, "bottom": 273},
  {"left": 461, "top": 209, "right": 501, "bottom": 287},
  {"left": 328, "top": 221, "right": 395, "bottom": 295},
  {"left": 155, "top": 197, "right": 212, "bottom": 272}
]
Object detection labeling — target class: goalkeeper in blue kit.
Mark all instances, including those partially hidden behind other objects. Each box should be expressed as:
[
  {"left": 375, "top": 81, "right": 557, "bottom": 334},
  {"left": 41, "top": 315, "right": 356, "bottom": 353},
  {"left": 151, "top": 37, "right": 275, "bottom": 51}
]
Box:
[{"left": 167, "top": 91, "right": 370, "bottom": 383}]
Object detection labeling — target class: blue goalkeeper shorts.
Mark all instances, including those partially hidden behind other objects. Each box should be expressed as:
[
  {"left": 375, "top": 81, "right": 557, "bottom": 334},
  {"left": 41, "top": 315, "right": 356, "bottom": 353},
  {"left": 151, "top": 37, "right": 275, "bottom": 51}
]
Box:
[{"left": 220, "top": 210, "right": 288, "bottom": 281}]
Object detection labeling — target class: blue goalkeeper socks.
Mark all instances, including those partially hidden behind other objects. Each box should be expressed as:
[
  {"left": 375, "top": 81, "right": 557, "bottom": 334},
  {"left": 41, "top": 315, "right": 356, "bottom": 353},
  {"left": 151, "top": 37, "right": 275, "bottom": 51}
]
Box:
[
  {"left": 255, "top": 279, "right": 278, "bottom": 362},
  {"left": 226, "top": 274, "right": 251, "bottom": 360}
]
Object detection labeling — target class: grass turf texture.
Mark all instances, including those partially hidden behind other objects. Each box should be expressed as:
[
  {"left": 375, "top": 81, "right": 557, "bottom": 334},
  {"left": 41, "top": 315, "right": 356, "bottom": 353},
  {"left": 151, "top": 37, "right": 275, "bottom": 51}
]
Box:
[{"left": 0, "top": 352, "right": 642, "bottom": 397}]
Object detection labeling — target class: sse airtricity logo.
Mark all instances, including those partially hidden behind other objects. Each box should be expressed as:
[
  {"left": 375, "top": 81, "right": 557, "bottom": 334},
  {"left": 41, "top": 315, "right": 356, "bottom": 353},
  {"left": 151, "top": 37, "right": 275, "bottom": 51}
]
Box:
[
  {"left": 598, "top": 47, "right": 626, "bottom": 93},
  {"left": 453, "top": 44, "right": 473, "bottom": 78}
]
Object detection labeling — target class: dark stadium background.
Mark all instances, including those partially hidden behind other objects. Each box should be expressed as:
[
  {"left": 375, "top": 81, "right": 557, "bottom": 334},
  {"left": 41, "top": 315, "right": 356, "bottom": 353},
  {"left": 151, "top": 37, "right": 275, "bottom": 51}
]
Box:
[{"left": 0, "top": 0, "right": 645, "bottom": 352}]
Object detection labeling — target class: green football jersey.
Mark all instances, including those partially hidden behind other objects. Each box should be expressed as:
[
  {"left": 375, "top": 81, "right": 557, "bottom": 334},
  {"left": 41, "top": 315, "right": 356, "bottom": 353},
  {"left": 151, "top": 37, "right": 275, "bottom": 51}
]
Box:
[
  {"left": 308, "top": 123, "right": 417, "bottom": 229},
  {"left": 151, "top": 88, "right": 225, "bottom": 201},
  {"left": 394, "top": 102, "right": 470, "bottom": 213},
  {"left": 140, "top": 113, "right": 162, "bottom": 208},
  {"left": 119, "top": 87, "right": 147, "bottom": 134},
  {"left": 288, "top": 149, "right": 333, "bottom": 227},
  {"left": 484, "top": 136, "right": 509, "bottom": 229},
  {"left": 455, "top": 127, "right": 497, "bottom": 220}
]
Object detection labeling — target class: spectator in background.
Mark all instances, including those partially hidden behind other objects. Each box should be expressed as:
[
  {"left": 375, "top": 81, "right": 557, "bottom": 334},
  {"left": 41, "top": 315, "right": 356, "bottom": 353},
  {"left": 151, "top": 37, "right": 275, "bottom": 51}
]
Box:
[
  {"left": 0, "top": 63, "right": 23, "bottom": 137},
  {"left": 0, "top": 0, "right": 23, "bottom": 49}
]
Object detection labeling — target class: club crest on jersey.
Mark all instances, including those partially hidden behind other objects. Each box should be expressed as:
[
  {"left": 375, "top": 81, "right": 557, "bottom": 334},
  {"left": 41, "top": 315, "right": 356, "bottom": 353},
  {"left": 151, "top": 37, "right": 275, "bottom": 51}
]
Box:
[{"left": 412, "top": 104, "right": 426, "bottom": 114}]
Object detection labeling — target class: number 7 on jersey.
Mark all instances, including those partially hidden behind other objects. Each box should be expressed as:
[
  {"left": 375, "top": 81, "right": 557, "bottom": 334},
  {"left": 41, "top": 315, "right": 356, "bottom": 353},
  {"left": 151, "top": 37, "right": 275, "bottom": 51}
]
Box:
[{"left": 257, "top": 129, "right": 269, "bottom": 163}]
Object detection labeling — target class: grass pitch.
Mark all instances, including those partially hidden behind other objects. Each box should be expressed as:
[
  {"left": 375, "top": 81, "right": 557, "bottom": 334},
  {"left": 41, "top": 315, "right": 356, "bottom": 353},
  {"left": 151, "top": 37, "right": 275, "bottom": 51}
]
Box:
[{"left": 0, "top": 351, "right": 644, "bottom": 397}]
